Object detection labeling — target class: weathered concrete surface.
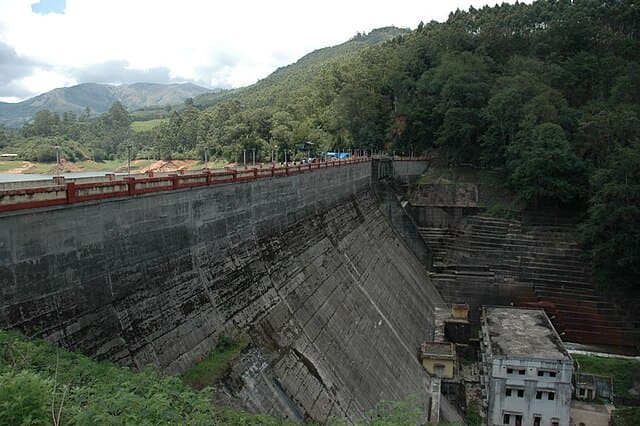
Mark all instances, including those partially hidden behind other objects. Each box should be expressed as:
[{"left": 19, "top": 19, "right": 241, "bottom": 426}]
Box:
[
  {"left": 392, "top": 160, "right": 430, "bottom": 184},
  {"left": 0, "top": 163, "right": 443, "bottom": 421},
  {"left": 373, "top": 178, "right": 433, "bottom": 271}
]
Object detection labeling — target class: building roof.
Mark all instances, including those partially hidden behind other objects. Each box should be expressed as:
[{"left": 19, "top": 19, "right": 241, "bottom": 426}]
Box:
[
  {"left": 420, "top": 341, "right": 456, "bottom": 359},
  {"left": 482, "top": 306, "right": 571, "bottom": 361}
]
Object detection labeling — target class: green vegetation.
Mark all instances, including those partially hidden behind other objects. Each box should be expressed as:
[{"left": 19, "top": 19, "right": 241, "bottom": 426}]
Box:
[
  {"left": 0, "top": 161, "right": 21, "bottom": 172},
  {"left": 329, "top": 395, "right": 423, "bottom": 426},
  {"left": 573, "top": 354, "right": 640, "bottom": 426},
  {"left": 131, "top": 118, "right": 168, "bottom": 133},
  {"left": 182, "top": 336, "right": 248, "bottom": 389},
  {"left": 0, "top": 330, "right": 288, "bottom": 425},
  {"left": 573, "top": 354, "right": 640, "bottom": 398},
  {"left": 614, "top": 407, "right": 640, "bottom": 426},
  {"left": 416, "top": 166, "right": 522, "bottom": 218},
  {"left": 465, "top": 401, "right": 483, "bottom": 426}
]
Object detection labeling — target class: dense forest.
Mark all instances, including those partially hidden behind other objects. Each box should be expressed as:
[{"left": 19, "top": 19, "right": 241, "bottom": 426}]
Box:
[{"left": 1, "top": 1, "right": 639, "bottom": 298}]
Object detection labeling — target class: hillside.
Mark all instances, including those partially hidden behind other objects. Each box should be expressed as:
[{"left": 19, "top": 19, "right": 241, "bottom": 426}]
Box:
[
  {"left": 193, "top": 26, "right": 410, "bottom": 109},
  {"left": 0, "top": 82, "right": 213, "bottom": 127}
]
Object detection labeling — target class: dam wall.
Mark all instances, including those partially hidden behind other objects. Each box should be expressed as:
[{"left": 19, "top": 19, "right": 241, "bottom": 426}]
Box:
[{"left": 0, "top": 161, "right": 443, "bottom": 421}]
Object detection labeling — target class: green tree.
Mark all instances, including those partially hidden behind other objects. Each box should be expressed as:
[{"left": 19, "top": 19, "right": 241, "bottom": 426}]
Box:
[
  {"left": 508, "top": 123, "right": 587, "bottom": 206},
  {"left": 582, "top": 142, "right": 640, "bottom": 297}
]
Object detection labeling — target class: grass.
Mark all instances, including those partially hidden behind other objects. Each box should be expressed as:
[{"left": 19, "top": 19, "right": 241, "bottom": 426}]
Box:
[
  {"left": 189, "top": 159, "right": 230, "bottom": 170},
  {"left": 573, "top": 354, "right": 640, "bottom": 398},
  {"left": 130, "top": 118, "right": 168, "bottom": 132},
  {"left": 0, "top": 161, "right": 22, "bottom": 172},
  {"left": 74, "top": 159, "right": 156, "bottom": 172},
  {"left": 181, "top": 335, "right": 249, "bottom": 389}
]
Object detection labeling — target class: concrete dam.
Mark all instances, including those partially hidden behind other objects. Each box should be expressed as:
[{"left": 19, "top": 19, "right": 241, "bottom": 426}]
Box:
[{"left": 0, "top": 159, "right": 444, "bottom": 422}]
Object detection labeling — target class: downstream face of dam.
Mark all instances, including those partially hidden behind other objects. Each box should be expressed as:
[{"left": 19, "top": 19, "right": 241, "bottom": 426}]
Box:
[{"left": 0, "top": 161, "right": 442, "bottom": 421}]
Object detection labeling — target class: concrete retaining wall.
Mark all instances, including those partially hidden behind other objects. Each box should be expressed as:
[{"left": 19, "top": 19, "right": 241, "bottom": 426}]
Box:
[
  {"left": 0, "top": 162, "right": 443, "bottom": 421},
  {"left": 392, "top": 160, "right": 430, "bottom": 183}
]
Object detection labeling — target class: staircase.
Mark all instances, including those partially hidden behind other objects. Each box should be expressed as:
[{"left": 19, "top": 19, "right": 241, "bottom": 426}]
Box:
[{"left": 419, "top": 213, "right": 636, "bottom": 348}]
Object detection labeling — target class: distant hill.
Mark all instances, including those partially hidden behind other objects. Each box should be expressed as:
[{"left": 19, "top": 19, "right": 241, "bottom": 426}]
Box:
[
  {"left": 0, "top": 82, "right": 213, "bottom": 127},
  {"left": 194, "top": 26, "right": 410, "bottom": 109}
]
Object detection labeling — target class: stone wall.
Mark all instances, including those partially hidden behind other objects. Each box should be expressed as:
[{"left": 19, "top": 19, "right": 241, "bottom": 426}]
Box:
[{"left": 0, "top": 162, "right": 443, "bottom": 421}]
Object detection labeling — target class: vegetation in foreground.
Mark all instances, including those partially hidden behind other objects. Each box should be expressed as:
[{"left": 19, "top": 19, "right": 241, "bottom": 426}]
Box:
[{"left": 0, "top": 330, "right": 288, "bottom": 425}]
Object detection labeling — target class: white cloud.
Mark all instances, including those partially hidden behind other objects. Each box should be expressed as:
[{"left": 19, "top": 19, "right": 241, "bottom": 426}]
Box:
[
  {"left": 0, "top": 0, "right": 531, "bottom": 101},
  {"left": 19, "top": 67, "right": 76, "bottom": 93}
]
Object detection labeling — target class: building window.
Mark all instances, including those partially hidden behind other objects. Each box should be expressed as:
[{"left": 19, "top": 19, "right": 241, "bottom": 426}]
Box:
[
  {"left": 507, "top": 368, "right": 513, "bottom": 374},
  {"left": 537, "top": 370, "right": 544, "bottom": 376},
  {"left": 536, "top": 391, "right": 542, "bottom": 399},
  {"left": 515, "top": 415, "right": 523, "bottom": 426},
  {"left": 517, "top": 389, "right": 524, "bottom": 397},
  {"left": 506, "top": 388, "right": 512, "bottom": 396},
  {"left": 518, "top": 369, "right": 525, "bottom": 375},
  {"left": 533, "top": 416, "right": 541, "bottom": 426},
  {"left": 548, "top": 392, "right": 555, "bottom": 401},
  {"left": 504, "top": 413, "right": 510, "bottom": 424},
  {"left": 551, "top": 421, "right": 559, "bottom": 426},
  {"left": 579, "top": 388, "right": 585, "bottom": 396},
  {"left": 550, "top": 371, "right": 557, "bottom": 377}
]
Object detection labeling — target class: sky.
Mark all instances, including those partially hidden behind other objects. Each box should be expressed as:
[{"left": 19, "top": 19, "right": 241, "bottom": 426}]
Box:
[{"left": 0, "top": 0, "right": 530, "bottom": 103}]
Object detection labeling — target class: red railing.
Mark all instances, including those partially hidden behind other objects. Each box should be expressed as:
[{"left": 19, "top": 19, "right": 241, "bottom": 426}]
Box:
[{"left": 0, "top": 158, "right": 371, "bottom": 213}]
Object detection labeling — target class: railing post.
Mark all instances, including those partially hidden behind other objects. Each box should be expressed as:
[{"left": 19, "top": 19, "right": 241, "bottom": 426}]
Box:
[
  {"left": 126, "top": 177, "right": 136, "bottom": 195},
  {"left": 66, "top": 182, "right": 76, "bottom": 204}
]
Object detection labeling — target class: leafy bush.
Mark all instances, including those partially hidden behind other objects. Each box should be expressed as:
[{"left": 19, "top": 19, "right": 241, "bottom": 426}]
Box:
[
  {"left": 0, "top": 370, "right": 50, "bottom": 426},
  {"left": 35, "top": 145, "right": 57, "bottom": 163}
]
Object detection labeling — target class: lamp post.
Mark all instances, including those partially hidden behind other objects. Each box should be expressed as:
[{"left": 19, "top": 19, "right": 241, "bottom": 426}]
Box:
[
  {"left": 204, "top": 147, "right": 208, "bottom": 168},
  {"left": 284, "top": 149, "right": 287, "bottom": 165},
  {"left": 243, "top": 149, "right": 246, "bottom": 167},
  {"left": 127, "top": 143, "right": 132, "bottom": 178},
  {"left": 252, "top": 148, "right": 256, "bottom": 166},
  {"left": 55, "top": 145, "right": 60, "bottom": 174}
]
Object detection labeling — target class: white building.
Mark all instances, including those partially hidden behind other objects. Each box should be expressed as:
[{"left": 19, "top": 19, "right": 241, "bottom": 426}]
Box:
[{"left": 481, "top": 306, "right": 574, "bottom": 426}]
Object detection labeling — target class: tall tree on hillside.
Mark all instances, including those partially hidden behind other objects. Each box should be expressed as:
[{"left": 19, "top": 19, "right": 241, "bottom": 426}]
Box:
[{"left": 582, "top": 142, "right": 640, "bottom": 297}]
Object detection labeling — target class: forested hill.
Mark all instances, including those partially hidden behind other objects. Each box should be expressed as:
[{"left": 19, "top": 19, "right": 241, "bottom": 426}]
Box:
[
  {"left": 193, "top": 26, "right": 410, "bottom": 109},
  {"left": 0, "top": 82, "right": 212, "bottom": 128}
]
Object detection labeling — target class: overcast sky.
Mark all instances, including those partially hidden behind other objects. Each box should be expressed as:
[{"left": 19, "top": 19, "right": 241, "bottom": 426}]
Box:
[{"left": 0, "top": 0, "right": 530, "bottom": 103}]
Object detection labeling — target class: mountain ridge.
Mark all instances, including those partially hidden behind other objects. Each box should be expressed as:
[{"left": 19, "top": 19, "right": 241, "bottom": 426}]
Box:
[{"left": 0, "top": 82, "right": 213, "bottom": 127}]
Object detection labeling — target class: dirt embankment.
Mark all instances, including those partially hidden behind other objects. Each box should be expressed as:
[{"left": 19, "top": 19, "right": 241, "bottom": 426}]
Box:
[
  {"left": 139, "top": 160, "right": 198, "bottom": 173},
  {"left": 0, "top": 159, "right": 201, "bottom": 175}
]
